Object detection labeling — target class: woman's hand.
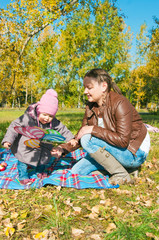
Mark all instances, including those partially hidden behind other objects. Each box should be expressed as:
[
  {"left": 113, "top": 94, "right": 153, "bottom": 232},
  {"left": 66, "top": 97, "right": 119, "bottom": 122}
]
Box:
[
  {"left": 3, "top": 142, "right": 11, "bottom": 149},
  {"left": 68, "top": 139, "right": 79, "bottom": 147},
  {"left": 50, "top": 146, "right": 63, "bottom": 158},
  {"left": 76, "top": 126, "right": 93, "bottom": 140}
]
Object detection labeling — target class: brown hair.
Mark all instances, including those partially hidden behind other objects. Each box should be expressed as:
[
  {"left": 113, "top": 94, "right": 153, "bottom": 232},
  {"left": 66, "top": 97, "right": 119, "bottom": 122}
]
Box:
[{"left": 84, "top": 68, "right": 122, "bottom": 95}]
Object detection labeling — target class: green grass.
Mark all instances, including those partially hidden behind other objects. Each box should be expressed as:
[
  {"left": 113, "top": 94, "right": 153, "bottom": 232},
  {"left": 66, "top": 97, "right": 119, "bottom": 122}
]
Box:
[{"left": 0, "top": 108, "right": 159, "bottom": 239}]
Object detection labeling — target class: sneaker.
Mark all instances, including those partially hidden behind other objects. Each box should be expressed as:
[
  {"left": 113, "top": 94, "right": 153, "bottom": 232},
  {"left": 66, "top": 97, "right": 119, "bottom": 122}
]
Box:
[
  {"left": 19, "top": 179, "right": 33, "bottom": 185},
  {"left": 37, "top": 172, "right": 48, "bottom": 179}
]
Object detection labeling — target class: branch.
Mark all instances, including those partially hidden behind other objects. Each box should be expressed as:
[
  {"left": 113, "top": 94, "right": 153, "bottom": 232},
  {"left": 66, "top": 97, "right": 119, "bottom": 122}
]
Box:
[
  {"left": 18, "top": 0, "right": 78, "bottom": 61},
  {"left": 18, "top": 22, "right": 49, "bottom": 61}
]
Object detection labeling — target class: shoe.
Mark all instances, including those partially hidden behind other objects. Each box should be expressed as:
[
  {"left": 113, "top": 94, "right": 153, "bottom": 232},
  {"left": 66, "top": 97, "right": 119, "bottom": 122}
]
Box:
[
  {"left": 37, "top": 172, "right": 48, "bottom": 179},
  {"left": 19, "top": 179, "right": 33, "bottom": 185},
  {"left": 127, "top": 167, "right": 140, "bottom": 177},
  {"left": 109, "top": 174, "right": 133, "bottom": 185},
  {"left": 90, "top": 147, "right": 131, "bottom": 185}
]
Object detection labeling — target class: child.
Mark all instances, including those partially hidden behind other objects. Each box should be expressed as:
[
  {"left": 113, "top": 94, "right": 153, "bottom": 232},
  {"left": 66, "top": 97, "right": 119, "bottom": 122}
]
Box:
[
  {"left": 62, "top": 68, "right": 150, "bottom": 184},
  {"left": 2, "top": 89, "right": 74, "bottom": 185}
]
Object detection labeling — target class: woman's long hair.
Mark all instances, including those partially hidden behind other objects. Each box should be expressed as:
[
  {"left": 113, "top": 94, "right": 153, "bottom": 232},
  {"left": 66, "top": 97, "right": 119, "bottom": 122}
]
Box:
[{"left": 84, "top": 68, "right": 122, "bottom": 95}]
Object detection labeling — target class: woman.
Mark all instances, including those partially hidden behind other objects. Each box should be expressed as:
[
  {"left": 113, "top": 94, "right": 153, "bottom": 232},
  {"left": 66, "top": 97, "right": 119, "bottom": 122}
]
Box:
[{"left": 67, "top": 68, "right": 150, "bottom": 184}]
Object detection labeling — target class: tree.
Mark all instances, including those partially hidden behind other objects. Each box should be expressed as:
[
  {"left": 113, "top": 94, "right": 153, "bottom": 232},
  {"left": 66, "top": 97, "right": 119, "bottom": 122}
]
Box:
[
  {"left": 0, "top": 0, "right": 82, "bottom": 106},
  {"left": 53, "top": 0, "right": 132, "bottom": 107}
]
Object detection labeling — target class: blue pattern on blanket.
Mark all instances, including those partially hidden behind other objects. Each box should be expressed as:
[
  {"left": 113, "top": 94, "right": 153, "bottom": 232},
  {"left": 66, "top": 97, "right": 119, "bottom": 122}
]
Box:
[{"left": 0, "top": 148, "right": 119, "bottom": 190}]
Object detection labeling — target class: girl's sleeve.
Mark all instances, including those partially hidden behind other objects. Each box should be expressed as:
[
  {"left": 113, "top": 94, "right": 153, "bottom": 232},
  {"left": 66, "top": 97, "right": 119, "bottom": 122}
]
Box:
[{"left": 52, "top": 118, "right": 74, "bottom": 142}]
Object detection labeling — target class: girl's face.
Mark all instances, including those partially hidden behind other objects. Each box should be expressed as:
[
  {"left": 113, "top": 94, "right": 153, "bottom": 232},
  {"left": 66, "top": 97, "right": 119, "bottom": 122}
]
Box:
[
  {"left": 38, "top": 113, "right": 54, "bottom": 125},
  {"left": 83, "top": 77, "right": 107, "bottom": 106}
]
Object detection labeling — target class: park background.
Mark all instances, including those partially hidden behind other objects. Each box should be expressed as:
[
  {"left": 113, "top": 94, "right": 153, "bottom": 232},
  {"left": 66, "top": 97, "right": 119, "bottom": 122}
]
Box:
[
  {"left": 0, "top": 0, "right": 158, "bottom": 111},
  {"left": 0, "top": 0, "right": 159, "bottom": 239}
]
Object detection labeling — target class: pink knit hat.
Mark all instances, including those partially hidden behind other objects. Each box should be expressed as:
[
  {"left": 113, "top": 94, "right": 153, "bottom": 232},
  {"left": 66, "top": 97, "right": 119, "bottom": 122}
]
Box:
[{"left": 37, "top": 89, "right": 58, "bottom": 116}]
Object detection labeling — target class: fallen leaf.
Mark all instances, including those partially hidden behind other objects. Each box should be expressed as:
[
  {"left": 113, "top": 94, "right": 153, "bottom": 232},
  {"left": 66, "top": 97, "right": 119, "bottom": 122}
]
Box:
[
  {"left": 88, "top": 212, "right": 98, "bottom": 219},
  {"left": 77, "top": 196, "right": 85, "bottom": 199},
  {"left": 56, "top": 186, "right": 61, "bottom": 191},
  {"left": 117, "top": 207, "right": 124, "bottom": 214},
  {"left": 91, "top": 205, "right": 100, "bottom": 214},
  {"left": 72, "top": 228, "right": 84, "bottom": 236},
  {"left": 0, "top": 207, "right": 6, "bottom": 216},
  {"left": 146, "top": 232, "right": 156, "bottom": 238},
  {"left": 5, "top": 226, "right": 15, "bottom": 237},
  {"left": 106, "top": 223, "right": 116, "bottom": 233},
  {"left": 17, "top": 220, "right": 26, "bottom": 230},
  {"left": 99, "top": 190, "right": 105, "bottom": 200},
  {"left": 43, "top": 205, "right": 53, "bottom": 211},
  {"left": 100, "top": 198, "right": 111, "bottom": 207},
  {"left": 2, "top": 218, "right": 12, "bottom": 227},
  {"left": 90, "top": 233, "right": 102, "bottom": 239},
  {"left": 64, "top": 198, "right": 73, "bottom": 207},
  {"left": 72, "top": 207, "right": 82, "bottom": 214},
  {"left": 11, "top": 212, "right": 18, "bottom": 219},
  {"left": 143, "top": 200, "right": 152, "bottom": 207}
]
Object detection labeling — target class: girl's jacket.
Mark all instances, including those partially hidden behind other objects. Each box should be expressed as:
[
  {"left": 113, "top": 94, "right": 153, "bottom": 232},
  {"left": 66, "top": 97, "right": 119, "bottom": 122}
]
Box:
[{"left": 2, "top": 103, "right": 74, "bottom": 166}]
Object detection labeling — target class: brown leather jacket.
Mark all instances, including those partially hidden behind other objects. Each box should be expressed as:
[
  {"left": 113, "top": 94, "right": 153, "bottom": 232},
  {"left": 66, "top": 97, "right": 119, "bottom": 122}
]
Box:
[{"left": 61, "top": 91, "right": 147, "bottom": 155}]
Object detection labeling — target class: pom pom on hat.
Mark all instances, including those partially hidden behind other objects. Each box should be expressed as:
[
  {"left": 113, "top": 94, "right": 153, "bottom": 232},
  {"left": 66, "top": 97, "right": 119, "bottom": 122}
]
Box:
[{"left": 37, "top": 89, "right": 58, "bottom": 116}]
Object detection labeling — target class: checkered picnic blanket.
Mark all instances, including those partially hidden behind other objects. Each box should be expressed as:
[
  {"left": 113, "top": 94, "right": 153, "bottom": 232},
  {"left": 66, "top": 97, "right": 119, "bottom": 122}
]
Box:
[{"left": 0, "top": 148, "right": 118, "bottom": 190}]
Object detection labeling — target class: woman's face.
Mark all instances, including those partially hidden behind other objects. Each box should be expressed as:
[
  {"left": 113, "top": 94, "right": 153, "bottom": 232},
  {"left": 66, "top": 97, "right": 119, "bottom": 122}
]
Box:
[{"left": 83, "top": 77, "right": 107, "bottom": 106}]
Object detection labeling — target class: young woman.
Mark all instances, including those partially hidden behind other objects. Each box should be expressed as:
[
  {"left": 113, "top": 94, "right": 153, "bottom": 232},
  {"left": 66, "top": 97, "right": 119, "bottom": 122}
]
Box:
[{"left": 68, "top": 68, "right": 150, "bottom": 184}]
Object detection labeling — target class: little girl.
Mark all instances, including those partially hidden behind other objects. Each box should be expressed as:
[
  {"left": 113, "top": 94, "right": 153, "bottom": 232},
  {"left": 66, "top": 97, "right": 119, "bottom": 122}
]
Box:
[
  {"left": 64, "top": 68, "right": 150, "bottom": 184},
  {"left": 2, "top": 89, "right": 74, "bottom": 185}
]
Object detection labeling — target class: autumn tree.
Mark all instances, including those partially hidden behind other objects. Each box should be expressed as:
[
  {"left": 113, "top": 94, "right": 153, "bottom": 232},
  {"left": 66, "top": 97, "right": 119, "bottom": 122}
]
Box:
[
  {"left": 0, "top": 0, "right": 85, "bottom": 106},
  {"left": 54, "top": 0, "right": 132, "bottom": 107}
]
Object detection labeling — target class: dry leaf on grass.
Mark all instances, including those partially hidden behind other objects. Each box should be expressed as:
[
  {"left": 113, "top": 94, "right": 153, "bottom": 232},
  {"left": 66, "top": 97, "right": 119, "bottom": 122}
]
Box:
[
  {"left": 0, "top": 207, "right": 6, "bottom": 216},
  {"left": 100, "top": 198, "right": 111, "bottom": 207},
  {"left": 11, "top": 212, "right": 19, "bottom": 219},
  {"left": 17, "top": 220, "right": 26, "bottom": 230},
  {"left": 88, "top": 212, "right": 98, "bottom": 219},
  {"left": 72, "top": 207, "right": 82, "bottom": 214},
  {"left": 64, "top": 198, "right": 73, "bottom": 207},
  {"left": 72, "top": 228, "right": 84, "bottom": 237},
  {"left": 106, "top": 223, "right": 116, "bottom": 233},
  {"left": 5, "top": 226, "right": 15, "bottom": 237},
  {"left": 90, "top": 233, "right": 102, "bottom": 239},
  {"left": 91, "top": 205, "right": 100, "bottom": 214}
]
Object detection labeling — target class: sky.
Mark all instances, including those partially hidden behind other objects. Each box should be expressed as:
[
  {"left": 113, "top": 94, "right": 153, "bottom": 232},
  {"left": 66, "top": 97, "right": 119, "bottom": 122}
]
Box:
[{"left": 0, "top": 0, "right": 158, "bottom": 57}]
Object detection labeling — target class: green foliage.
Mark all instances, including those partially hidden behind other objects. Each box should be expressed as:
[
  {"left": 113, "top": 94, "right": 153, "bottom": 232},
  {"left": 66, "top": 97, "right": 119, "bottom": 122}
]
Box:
[{"left": 0, "top": 0, "right": 133, "bottom": 108}]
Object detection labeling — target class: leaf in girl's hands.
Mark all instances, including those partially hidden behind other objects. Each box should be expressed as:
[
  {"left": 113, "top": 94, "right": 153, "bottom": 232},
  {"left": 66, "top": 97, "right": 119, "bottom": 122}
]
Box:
[
  {"left": 45, "top": 129, "right": 62, "bottom": 135},
  {"left": 24, "top": 139, "right": 41, "bottom": 148},
  {"left": 14, "top": 126, "right": 45, "bottom": 139},
  {"left": 42, "top": 133, "right": 66, "bottom": 142}
]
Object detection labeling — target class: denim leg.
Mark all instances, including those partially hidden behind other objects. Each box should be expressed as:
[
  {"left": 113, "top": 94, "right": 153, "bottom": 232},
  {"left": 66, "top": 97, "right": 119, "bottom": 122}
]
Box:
[
  {"left": 71, "top": 154, "right": 105, "bottom": 175},
  {"left": 80, "top": 134, "right": 147, "bottom": 168},
  {"left": 17, "top": 161, "right": 29, "bottom": 180}
]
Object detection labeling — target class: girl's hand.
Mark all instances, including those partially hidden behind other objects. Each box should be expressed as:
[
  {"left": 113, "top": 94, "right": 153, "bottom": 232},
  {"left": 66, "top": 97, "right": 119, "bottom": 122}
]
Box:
[
  {"left": 3, "top": 142, "right": 11, "bottom": 149},
  {"left": 50, "top": 146, "right": 63, "bottom": 158},
  {"left": 68, "top": 139, "right": 78, "bottom": 147},
  {"left": 77, "top": 126, "right": 93, "bottom": 140}
]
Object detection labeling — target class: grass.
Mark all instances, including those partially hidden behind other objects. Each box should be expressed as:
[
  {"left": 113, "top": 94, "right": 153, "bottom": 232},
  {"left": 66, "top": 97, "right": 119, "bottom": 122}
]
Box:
[{"left": 0, "top": 108, "right": 159, "bottom": 239}]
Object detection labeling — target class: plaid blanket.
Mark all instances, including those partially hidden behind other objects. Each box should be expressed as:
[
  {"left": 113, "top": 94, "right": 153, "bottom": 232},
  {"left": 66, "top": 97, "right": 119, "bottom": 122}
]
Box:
[{"left": 0, "top": 148, "right": 118, "bottom": 190}]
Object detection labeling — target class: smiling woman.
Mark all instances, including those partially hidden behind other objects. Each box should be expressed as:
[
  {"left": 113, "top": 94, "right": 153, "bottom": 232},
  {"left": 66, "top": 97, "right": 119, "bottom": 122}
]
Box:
[{"left": 63, "top": 68, "right": 151, "bottom": 185}]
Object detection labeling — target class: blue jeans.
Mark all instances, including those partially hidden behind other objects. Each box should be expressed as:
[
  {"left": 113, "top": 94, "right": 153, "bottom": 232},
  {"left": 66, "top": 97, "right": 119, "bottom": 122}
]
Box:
[
  {"left": 71, "top": 134, "right": 148, "bottom": 175},
  {"left": 17, "top": 161, "right": 45, "bottom": 180}
]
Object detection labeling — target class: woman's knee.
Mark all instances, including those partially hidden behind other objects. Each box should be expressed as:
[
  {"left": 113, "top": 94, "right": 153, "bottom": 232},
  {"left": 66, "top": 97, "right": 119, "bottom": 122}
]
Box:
[{"left": 80, "top": 134, "right": 92, "bottom": 149}]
